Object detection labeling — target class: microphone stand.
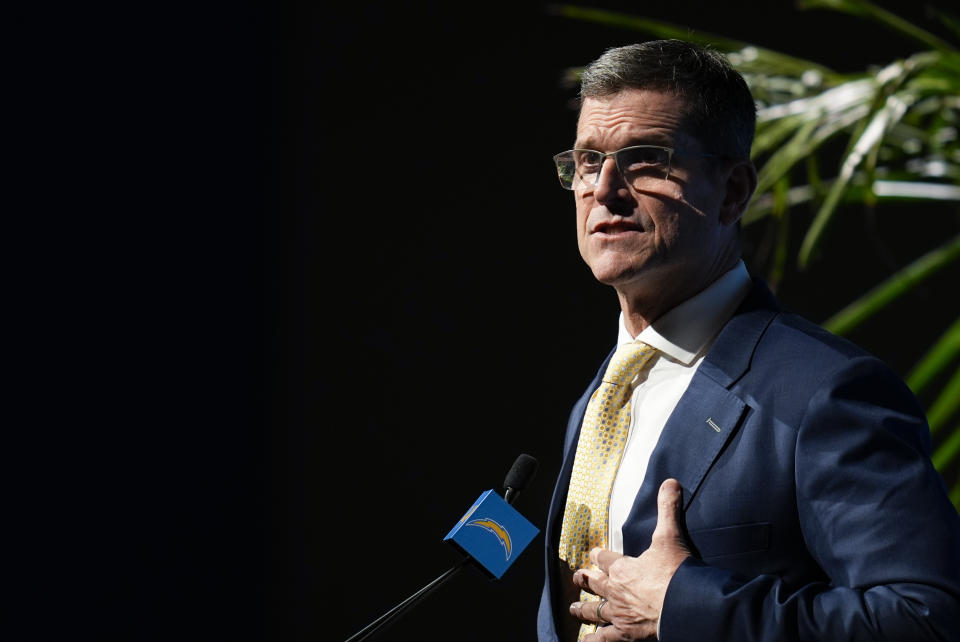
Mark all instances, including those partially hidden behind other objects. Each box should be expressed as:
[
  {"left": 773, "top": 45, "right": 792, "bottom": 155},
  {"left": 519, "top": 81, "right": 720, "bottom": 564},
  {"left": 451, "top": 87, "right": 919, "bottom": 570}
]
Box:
[
  {"left": 343, "top": 555, "right": 471, "bottom": 642},
  {"left": 343, "top": 485, "right": 527, "bottom": 642}
]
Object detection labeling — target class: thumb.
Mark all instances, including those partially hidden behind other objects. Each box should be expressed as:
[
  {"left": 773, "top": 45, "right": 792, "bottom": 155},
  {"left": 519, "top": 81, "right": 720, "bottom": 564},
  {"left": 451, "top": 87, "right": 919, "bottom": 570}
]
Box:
[{"left": 652, "top": 478, "right": 687, "bottom": 548}]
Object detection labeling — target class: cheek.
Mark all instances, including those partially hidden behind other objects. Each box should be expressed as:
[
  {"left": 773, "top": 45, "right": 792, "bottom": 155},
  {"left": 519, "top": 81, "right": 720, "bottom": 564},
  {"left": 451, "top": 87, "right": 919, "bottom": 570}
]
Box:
[
  {"left": 649, "top": 191, "right": 711, "bottom": 247},
  {"left": 574, "top": 201, "right": 590, "bottom": 238},
  {"left": 679, "top": 175, "right": 725, "bottom": 219},
  {"left": 646, "top": 204, "right": 681, "bottom": 244}
]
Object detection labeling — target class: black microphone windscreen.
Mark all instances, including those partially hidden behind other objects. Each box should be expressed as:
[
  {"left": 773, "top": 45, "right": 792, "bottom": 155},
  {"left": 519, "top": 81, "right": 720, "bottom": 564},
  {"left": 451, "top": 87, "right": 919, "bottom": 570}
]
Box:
[{"left": 504, "top": 453, "right": 538, "bottom": 492}]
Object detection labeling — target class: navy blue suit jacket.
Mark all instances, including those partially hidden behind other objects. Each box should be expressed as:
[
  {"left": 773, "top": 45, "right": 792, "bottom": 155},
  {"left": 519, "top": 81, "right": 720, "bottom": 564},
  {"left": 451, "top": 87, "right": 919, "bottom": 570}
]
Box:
[{"left": 538, "top": 280, "right": 960, "bottom": 641}]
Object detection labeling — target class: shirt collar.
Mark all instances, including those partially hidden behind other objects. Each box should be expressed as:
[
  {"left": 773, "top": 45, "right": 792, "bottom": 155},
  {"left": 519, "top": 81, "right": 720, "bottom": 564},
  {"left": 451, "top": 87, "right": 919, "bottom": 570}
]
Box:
[{"left": 617, "top": 261, "right": 752, "bottom": 365}]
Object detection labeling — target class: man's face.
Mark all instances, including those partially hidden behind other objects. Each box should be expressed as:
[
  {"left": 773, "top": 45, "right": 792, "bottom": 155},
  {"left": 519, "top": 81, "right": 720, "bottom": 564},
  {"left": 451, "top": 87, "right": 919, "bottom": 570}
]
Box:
[{"left": 573, "top": 88, "right": 739, "bottom": 302}]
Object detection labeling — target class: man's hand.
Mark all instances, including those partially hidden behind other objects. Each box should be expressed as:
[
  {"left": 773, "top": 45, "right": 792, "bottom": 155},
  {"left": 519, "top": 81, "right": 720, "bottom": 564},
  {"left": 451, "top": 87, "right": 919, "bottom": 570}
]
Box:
[{"left": 569, "top": 478, "right": 692, "bottom": 641}]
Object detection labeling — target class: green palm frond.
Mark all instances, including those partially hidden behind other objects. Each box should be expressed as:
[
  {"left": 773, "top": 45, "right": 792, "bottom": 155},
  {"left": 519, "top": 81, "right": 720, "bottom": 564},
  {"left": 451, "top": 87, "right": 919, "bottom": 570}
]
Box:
[
  {"left": 927, "top": 367, "right": 960, "bottom": 436},
  {"left": 932, "top": 420, "right": 960, "bottom": 470},
  {"left": 906, "top": 316, "right": 960, "bottom": 395},
  {"left": 798, "top": 0, "right": 957, "bottom": 53},
  {"left": 821, "top": 235, "right": 960, "bottom": 335},
  {"left": 555, "top": 0, "right": 960, "bottom": 505}
]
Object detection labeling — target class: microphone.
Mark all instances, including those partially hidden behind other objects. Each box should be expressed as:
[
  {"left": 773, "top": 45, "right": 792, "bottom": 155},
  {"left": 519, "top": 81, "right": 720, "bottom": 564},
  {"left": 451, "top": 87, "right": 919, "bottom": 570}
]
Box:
[
  {"left": 343, "top": 454, "right": 539, "bottom": 642},
  {"left": 504, "top": 453, "right": 538, "bottom": 505}
]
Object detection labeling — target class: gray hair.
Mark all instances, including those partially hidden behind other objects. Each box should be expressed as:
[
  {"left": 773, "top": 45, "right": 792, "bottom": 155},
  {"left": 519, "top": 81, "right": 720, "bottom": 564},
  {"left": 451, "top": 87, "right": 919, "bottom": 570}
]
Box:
[{"left": 579, "top": 40, "right": 756, "bottom": 159}]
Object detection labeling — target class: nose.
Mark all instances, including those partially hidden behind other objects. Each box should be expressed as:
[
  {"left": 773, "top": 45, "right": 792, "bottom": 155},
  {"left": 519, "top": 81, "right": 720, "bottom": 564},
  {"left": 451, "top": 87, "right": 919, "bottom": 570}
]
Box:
[{"left": 593, "top": 156, "right": 631, "bottom": 206}]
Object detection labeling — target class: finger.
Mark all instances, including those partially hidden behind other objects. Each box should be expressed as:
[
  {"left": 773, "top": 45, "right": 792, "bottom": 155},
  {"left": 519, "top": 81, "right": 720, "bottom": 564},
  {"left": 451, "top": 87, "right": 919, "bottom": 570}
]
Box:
[
  {"left": 569, "top": 600, "right": 584, "bottom": 621},
  {"left": 582, "top": 626, "right": 617, "bottom": 642},
  {"left": 651, "top": 478, "right": 684, "bottom": 543},
  {"left": 572, "top": 567, "right": 608, "bottom": 595},
  {"left": 569, "top": 598, "right": 609, "bottom": 624},
  {"left": 589, "top": 547, "right": 624, "bottom": 573}
]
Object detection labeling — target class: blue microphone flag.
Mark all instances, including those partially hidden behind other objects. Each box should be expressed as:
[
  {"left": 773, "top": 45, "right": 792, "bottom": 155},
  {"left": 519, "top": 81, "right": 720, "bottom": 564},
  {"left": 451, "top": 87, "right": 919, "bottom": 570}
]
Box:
[{"left": 443, "top": 489, "right": 539, "bottom": 579}]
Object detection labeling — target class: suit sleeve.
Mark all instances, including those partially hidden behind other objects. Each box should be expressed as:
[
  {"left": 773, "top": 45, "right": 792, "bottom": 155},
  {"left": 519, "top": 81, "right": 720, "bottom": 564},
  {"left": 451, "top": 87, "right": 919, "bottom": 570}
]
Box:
[{"left": 658, "top": 356, "right": 960, "bottom": 642}]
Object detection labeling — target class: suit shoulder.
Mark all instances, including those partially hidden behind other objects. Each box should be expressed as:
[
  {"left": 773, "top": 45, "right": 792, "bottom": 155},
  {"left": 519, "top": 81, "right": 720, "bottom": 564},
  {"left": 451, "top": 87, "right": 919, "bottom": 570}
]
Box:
[
  {"left": 744, "top": 310, "right": 925, "bottom": 421},
  {"left": 761, "top": 311, "right": 872, "bottom": 366}
]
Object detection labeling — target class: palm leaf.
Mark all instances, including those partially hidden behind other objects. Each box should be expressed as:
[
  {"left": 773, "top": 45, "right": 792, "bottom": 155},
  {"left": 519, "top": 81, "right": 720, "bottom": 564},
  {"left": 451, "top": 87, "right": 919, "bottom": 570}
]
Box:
[
  {"left": 555, "top": 2, "right": 960, "bottom": 504},
  {"left": 927, "top": 368, "right": 960, "bottom": 436},
  {"left": 798, "top": 0, "right": 957, "bottom": 53},
  {"left": 548, "top": 5, "right": 843, "bottom": 79},
  {"left": 822, "top": 234, "right": 960, "bottom": 336},
  {"left": 932, "top": 423, "right": 960, "bottom": 472},
  {"left": 751, "top": 97, "right": 872, "bottom": 209},
  {"left": 906, "top": 316, "right": 960, "bottom": 395},
  {"left": 747, "top": 179, "right": 960, "bottom": 220},
  {"left": 798, "top": 89, "right": 918, "bottom": 266},
  {"left": 931, "top": 425, "right": 960, "bottom": 470},
  {"left": 929, "top": 8, "right": 960, "bottom": 39}
]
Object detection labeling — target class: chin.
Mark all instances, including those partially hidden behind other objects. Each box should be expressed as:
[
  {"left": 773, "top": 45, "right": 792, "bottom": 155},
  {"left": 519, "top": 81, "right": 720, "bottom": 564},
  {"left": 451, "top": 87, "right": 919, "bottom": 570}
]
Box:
[
  {"left": 587, "top": 251, "right": 655, "bottom": 285},
  {"left": 592, "top": 264, "right": 647, "bottom": 288}
]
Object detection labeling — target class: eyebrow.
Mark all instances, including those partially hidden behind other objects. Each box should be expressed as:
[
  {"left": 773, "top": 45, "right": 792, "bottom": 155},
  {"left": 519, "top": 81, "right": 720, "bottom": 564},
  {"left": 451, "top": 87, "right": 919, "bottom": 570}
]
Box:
[{"left": 573, "top": 133, "right": 676, "bottom": 150}]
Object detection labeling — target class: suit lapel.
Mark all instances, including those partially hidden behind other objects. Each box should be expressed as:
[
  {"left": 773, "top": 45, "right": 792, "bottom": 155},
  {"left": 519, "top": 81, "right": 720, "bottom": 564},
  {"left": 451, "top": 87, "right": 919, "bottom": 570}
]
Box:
[
  {"left": 542, "top": 281, "right": 780, "bottom": 639},
  {"left": 620, "top": 375, "right": 748, "bottom": 555},
  {"left": 620, "top": 279, "right": 780, "bottom": 556},
  {"left": 545, "top": 280, "right": 781, "bottom": 605}
]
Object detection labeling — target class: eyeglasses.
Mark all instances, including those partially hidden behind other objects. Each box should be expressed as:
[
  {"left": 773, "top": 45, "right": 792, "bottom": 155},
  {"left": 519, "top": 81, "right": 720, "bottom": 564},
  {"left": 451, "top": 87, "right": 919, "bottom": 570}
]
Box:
[{"left": 552, "top": 145, "right": 689, "bottom": 191}]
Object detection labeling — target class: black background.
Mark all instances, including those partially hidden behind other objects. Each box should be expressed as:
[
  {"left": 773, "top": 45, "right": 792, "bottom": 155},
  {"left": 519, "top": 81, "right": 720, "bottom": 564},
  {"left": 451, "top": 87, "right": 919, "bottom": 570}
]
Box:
[{"left": 13, "top": 1, "right": 958, "bottom": 641}]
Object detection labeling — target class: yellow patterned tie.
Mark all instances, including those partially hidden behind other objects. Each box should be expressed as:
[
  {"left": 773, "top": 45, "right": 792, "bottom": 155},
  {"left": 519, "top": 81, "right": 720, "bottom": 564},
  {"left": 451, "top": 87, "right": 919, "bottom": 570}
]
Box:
[{"left": 558, "top": 340, "right": 658, "bottom": 640}]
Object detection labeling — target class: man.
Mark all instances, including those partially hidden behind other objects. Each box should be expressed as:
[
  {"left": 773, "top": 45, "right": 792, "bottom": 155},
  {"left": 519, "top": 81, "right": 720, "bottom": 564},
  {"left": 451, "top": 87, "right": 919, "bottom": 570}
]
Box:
[{"left": 538, "top": 39, "right": 960, "bottom": 641}]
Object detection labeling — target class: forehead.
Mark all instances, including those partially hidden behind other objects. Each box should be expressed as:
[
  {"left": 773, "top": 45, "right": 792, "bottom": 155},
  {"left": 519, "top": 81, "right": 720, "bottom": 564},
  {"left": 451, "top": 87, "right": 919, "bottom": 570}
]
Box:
[{"left": 575, "top": 88, "right": 695, "bottom": 150}]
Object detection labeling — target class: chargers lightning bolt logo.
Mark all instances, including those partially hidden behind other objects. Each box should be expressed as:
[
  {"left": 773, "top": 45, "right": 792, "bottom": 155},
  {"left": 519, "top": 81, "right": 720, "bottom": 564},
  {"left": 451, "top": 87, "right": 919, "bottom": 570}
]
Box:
[{"left": 466, "top": 518, "right": 513, "bottom": 559}]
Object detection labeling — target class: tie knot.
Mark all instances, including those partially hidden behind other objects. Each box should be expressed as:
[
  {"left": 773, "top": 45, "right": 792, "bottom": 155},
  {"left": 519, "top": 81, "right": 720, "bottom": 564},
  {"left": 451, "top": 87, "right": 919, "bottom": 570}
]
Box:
[{"left": 602, "top": 341, "right": 657, "bottom": 386}]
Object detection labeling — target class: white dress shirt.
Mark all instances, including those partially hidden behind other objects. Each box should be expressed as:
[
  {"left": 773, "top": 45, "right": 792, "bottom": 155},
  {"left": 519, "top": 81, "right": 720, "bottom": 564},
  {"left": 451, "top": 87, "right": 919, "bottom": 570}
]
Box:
[{"left": 607, "top": 261, "right": 752, "bottom": 552}]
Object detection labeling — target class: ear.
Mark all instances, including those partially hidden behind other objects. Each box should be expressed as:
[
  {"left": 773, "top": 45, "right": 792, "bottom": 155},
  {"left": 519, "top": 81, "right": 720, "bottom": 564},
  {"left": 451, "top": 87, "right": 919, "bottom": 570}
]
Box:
[{"left": 719, "top": 160, "right": 758, "bottom": 226}]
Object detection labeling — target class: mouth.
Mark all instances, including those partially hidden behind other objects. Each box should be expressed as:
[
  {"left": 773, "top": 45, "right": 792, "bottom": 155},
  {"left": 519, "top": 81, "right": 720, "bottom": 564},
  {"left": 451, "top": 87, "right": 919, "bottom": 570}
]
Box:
[{"left": 592, "top": 220, "right": 644, "bottom": 236}]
